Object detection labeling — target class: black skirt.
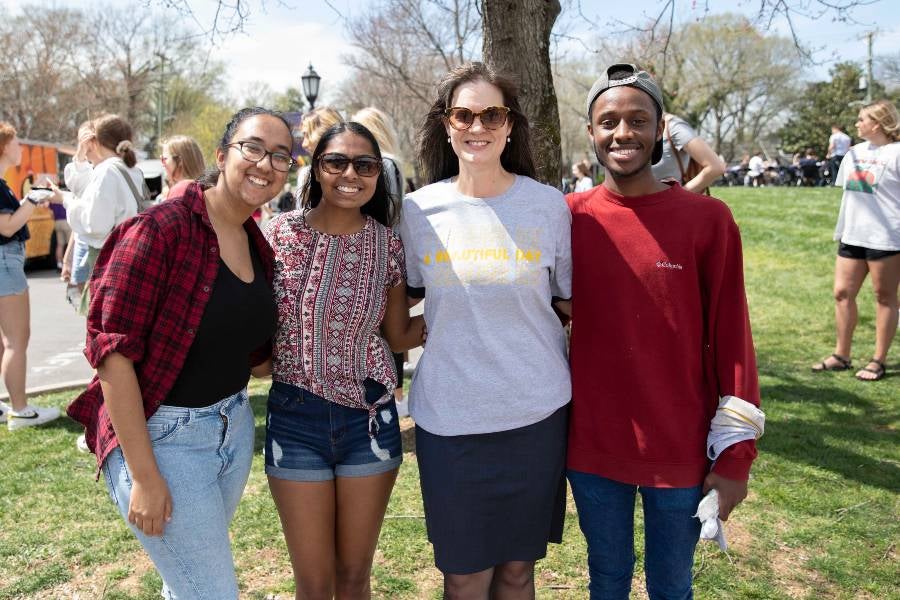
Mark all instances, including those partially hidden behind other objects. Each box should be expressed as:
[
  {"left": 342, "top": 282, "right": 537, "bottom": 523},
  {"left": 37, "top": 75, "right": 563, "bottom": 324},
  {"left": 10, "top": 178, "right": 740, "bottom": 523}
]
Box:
[{"left": 415, "top": 404, "right": 568, "bottom": 574}]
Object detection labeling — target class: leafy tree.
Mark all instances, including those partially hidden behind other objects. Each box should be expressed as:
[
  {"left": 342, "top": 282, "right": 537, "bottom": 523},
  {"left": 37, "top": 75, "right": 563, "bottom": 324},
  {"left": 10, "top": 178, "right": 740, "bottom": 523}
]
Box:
[{"left": 778, "top": 62, "right": 885, "bottom": 157}]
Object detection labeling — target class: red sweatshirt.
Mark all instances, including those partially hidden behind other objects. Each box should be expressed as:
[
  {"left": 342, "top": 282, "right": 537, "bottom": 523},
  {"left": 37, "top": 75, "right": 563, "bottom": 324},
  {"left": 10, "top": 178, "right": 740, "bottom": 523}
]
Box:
[{"left": 566, "top": 183, "right": 760, "bottom": 487}]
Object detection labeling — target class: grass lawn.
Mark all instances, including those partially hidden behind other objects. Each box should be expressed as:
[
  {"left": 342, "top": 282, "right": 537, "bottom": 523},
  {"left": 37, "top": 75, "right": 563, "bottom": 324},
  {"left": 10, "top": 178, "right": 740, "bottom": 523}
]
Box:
[{"left": 1, "top": 186, "right": 897, "bottom": 599}]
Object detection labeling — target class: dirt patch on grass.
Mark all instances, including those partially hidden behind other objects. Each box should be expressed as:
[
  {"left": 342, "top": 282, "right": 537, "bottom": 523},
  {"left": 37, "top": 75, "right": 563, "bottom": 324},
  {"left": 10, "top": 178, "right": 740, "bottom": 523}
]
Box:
[
  {"left": 239, "top": 546, "right": 293, "bottom": 598},
  {"left": 400, "top": 416, "right": 416, "bottom": 454},
  {"left": 29, "top": 551, "right": 153, "bottom": 599},
  {"left": 755, "top": 516, "right": 838, "bottom": 600}
]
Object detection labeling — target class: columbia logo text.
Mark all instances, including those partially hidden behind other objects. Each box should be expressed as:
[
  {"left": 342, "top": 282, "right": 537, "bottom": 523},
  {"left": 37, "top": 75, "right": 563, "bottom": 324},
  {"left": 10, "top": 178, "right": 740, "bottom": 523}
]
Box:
[{"left": 656, "top": 261, "right": 683, "bottom": 270}]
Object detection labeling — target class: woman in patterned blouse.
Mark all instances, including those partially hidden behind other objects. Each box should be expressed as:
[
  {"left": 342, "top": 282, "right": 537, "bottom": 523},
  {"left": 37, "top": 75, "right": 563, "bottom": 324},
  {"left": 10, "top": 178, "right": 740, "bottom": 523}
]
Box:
[{"left": 262, "top": 121, "right": 425, "bottom": 599}]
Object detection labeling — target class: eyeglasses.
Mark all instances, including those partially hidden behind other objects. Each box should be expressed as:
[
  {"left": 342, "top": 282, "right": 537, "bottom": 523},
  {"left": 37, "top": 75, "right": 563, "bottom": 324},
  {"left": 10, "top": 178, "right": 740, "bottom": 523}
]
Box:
[
  {"left": 444, "top": 106, "right": 511, "bottom": 131},
  {"left": 227, "top": 141, "right": 294, "bottom": 172},
  {"left": 318, "top": 153, "right": 382, "bottom": 177},
  {"left": 160, "top": 155, "right": 177, "bottom": 163}
]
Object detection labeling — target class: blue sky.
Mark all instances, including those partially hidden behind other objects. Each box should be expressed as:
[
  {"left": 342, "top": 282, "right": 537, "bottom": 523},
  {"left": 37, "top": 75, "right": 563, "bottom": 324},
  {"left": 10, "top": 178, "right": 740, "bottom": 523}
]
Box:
[{"left": 5, "top": 0, "right": 898, "bottom": 99}]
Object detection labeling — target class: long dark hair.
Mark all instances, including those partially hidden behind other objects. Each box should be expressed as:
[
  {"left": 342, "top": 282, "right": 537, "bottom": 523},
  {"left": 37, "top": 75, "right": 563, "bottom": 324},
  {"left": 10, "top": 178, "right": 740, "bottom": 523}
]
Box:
[
  {"left": 198, "top": 107, "right": 293, "bottom": 187},
  {"left": 300, "top": 121, "right": 398, "bottom": 227},
  {"left": 417, "top": 61, "right": 536, "bottom": 184}
]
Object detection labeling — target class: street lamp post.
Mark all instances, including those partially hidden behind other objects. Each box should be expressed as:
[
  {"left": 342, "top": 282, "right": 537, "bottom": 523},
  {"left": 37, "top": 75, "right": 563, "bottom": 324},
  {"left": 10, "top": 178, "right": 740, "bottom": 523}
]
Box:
[{"left": 301, "top": 63, "right": 321, "bottom": 110}]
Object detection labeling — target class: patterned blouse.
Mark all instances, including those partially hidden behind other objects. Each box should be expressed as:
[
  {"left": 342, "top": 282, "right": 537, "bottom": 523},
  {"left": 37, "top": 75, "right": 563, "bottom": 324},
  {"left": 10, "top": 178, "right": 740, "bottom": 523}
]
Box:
[{"left": 266, "top": 211, "right": 406, "bottom": 427}]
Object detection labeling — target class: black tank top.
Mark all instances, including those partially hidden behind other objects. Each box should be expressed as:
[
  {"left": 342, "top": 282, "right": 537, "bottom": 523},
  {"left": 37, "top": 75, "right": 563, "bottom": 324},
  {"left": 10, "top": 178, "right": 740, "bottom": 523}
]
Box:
[
  {"left": 165, "top": 241, "right": 275, "bottom": 408},
  {"left": 0, "top": 178, "right": 29, "bottom": 245}
]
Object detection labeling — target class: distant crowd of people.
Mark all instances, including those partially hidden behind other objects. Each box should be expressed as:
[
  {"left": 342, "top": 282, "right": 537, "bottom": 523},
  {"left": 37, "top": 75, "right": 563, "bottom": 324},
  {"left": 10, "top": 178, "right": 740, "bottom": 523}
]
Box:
[{"left": 1, "top": 55, "right": 897, "bottom": 600}]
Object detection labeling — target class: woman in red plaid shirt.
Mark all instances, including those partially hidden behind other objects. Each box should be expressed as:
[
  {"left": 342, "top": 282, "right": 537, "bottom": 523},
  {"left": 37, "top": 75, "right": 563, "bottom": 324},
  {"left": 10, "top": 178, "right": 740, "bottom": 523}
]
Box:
[{"left": 68, "top": 107, "right": 293, "bottom": 599}]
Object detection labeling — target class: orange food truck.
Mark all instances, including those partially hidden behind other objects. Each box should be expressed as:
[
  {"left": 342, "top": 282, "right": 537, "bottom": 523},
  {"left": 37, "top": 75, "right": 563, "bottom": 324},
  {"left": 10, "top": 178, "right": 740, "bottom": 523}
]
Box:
[{"left": 2, "top": 140, "right": 74, "bottom": 265}]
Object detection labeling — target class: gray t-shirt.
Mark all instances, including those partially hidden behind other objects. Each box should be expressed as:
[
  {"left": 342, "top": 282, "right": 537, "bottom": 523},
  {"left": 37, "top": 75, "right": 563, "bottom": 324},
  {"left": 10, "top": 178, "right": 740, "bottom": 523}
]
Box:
[
  {"left": 652, "top": 115, "right": 698, "bottom": 182},
  {"left": 398, "top": 175, "right": 572, "bottom": 436}
]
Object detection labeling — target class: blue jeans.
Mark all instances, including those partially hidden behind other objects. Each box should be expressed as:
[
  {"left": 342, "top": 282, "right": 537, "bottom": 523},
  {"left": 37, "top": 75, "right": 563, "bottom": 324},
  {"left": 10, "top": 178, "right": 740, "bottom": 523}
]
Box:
[
  {"left": 103, "top": 390, "right": 254, "bottom": 600},
  {"left": 567, "top": 470, "right": 702, "bottom": 600},
  {"left": 71, "top": 237, "right": 92, "bottom": 285}
]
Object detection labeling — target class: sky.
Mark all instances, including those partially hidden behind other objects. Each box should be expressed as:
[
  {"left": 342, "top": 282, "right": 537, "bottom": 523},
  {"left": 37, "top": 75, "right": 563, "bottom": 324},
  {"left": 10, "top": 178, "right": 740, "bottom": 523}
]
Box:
[{"left": 6, "top": 0, "right": 900, "bottom": 100}]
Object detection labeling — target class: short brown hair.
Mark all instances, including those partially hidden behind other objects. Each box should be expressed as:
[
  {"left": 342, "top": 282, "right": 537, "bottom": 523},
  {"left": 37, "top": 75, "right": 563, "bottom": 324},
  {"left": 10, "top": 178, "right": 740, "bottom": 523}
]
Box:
[{"left": 0, "top": 122, "right": 17, "bottom": 157}]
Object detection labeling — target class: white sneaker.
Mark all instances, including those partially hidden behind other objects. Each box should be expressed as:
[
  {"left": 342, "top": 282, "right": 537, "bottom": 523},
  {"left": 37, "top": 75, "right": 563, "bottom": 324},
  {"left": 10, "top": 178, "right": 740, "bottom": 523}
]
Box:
[
  {"left": 7, "top": 404, "right": 61, "bottom": 431},
  {"left": 76, "top": 433, "right": 89, "bottom": 453},
  {"left": 0, "top": 400, "right": 9, "bottom": 424}
]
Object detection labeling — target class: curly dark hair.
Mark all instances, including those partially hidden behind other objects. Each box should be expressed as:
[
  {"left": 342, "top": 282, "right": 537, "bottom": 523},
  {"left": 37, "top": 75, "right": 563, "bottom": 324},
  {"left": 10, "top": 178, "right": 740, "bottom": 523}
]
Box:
[{"left": 417, "top": 62, "right": 536, "bottom": 184}]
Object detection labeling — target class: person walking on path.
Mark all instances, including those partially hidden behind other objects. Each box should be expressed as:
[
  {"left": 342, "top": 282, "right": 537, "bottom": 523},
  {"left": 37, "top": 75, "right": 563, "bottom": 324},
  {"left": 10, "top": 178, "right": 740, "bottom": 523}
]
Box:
[
  {"left": 399, "top": 61, "right": 572, "bottom": 599},
  {"left": 565, "top": 63, "right": 762, "bottom": 599},
  {"left": 812, "top": 100, "right": 900, "bottom": 381},
  {"left": 0, "top": 122, "right": 61, "bottom": 429},
  {"left": 67, "top": 107, "right": 292, "bottom": 599}
]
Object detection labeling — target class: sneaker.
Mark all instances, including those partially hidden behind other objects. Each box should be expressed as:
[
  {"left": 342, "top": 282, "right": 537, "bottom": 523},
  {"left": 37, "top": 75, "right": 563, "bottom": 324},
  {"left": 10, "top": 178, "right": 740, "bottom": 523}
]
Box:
[
  {"left": 0, "top": 400, "right": 9, "bottom": 424},
  {"left": 7, "top": 404, "right": 61, "bottom": 431},
  {"left": 76, "top": 433, "right": 89, "bottom": 453}
]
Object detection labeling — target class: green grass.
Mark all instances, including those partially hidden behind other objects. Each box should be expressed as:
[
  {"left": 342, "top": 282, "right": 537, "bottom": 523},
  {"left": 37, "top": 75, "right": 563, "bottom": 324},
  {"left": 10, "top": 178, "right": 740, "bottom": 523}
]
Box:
[{"left": 0, "top": 186, "right": 897, "bottom": 599}]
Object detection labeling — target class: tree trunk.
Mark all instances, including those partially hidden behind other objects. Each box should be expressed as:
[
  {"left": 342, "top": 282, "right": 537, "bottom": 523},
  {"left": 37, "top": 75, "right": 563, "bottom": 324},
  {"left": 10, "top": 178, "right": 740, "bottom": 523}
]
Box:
[{"left": 482, "top": 0, "right": 561, "bottom": 187}]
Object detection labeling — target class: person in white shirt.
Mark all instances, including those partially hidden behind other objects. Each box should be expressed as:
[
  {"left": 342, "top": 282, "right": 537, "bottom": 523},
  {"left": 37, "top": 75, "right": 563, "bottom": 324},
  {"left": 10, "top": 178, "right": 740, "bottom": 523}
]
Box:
[
  {"left": 746, "top": 152, "right": 765, "bottom": 187},
  {"left": 827, "top": 124, "right": 852, "bottom": 183},
  {"left": 49, "top": 115, "right": 143, "bottom": 296},
  {"left": 572, "top": 160, "right": 594, "bottom": 192},
  {"left": 812, "top": 100, "right": 900, "bottom": 381}
]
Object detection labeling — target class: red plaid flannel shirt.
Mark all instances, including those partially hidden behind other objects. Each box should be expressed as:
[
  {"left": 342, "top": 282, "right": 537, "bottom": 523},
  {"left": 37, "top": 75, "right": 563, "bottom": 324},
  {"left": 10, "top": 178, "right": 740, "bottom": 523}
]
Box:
[{"left": 66, "top": 181, "right": 273, "bottom": 477}]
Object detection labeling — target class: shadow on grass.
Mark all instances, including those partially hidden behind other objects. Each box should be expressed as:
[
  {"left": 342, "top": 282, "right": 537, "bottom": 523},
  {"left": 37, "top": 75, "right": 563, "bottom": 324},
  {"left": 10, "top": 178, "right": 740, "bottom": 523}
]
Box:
[{"left": 760, "top": 376, "right": 899, "bottom": 493}]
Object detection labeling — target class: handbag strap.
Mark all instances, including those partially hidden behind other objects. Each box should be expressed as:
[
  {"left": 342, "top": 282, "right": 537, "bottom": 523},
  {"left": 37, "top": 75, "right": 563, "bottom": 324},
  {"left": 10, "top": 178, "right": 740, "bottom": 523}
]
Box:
[
  {"left": 664, "top": 115, "right": 687, "bottom": 184},
  {"left": 110, "top": 161, "right": 145, "bottom": 212}
]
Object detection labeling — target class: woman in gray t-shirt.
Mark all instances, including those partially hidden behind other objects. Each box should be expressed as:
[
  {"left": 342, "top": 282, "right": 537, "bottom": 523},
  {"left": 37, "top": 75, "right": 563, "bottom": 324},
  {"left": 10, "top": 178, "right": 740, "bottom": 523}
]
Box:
[{"left": 399, "top": 61, "right": 571, "bottom": 596}]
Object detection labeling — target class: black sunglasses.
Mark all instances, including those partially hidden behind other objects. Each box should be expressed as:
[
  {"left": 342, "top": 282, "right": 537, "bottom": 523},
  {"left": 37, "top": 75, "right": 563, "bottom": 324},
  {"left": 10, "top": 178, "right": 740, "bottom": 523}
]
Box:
[
  {"left": 318, "top": 153, "right": 383, "bottom": 177},
  {"left": 444, "top": 106, "right": 511, "bottom": 131}
]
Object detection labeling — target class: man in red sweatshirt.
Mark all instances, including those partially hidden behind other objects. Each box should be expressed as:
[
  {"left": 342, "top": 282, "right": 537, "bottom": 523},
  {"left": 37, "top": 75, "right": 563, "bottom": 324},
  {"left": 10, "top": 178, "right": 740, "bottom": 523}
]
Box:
[{"left": 566, "top": 63, "right": 761, "bottom": 599}]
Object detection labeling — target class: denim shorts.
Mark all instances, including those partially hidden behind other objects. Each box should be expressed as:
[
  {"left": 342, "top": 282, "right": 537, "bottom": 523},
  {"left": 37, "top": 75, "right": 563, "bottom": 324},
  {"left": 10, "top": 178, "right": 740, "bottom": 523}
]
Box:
[
  {"left": 265, "top": 380, "right": 402, "bottom": 481},
  {"left": 0, "top": 242, "right": 28, "bottom": 297}
]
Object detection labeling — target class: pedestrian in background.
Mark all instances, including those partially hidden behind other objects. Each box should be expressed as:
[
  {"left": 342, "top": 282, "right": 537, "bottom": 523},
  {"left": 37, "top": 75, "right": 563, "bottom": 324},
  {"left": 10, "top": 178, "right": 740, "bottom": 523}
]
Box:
[
  {"left": 67, "top": 107, "right": 291, "bottom": 599},
  {"left": 812, "top": 99, "right": 900, "bottom": 381},
  {"left": 400, "top": 61, "right": 572, "bottom": 598},
  {"left": 0, "top": 122, "right": 61, "bottom": 430},
  {"left": 50, "top": 114, "right": 144, "bottom": 313},
  {"left": 263, "top": 121, "right": 425, "bottom": 599},
  {"left": 295, "top": 106, "right": 343, "bottom": 200},
  {"left": 51, "top": 122, "right": 96, "bottom": 296},
  {"left": 827, "top": 123, "right": 852, "bottom": 184},
  {"left": 160, "top": 134, "right": 205, "bottom": 198},
  {"left": 573, "top": 159, "right": 594, "bottom": 192},
  {"left": 652, "top": 112, "right": 725, "bottom": 193}
]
